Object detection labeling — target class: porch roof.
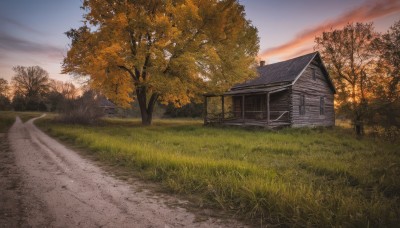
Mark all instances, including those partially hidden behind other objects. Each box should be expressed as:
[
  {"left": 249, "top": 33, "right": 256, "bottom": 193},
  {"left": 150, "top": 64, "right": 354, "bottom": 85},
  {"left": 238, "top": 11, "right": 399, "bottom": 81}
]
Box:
[{"left": 223, "top": 84, "right": 290, "bottom": 96}]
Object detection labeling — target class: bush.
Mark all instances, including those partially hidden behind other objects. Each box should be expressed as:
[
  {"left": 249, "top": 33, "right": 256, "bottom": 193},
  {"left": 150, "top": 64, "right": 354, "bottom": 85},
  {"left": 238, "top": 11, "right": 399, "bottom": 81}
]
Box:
[
  {"left": 58, "top": 90, "right": 104, "bottom": 124},
  {"left": 11, "top": 93, "right": 26, "bottom": 111},
  {"left": 0, "top": 95, "right": 11, "bottom": 111},
  {"left": 164, "top": 102, "right": 203, "bottom": 118},
  {"left": 383, "top": 126, "right": 400, "bottom": 143}
]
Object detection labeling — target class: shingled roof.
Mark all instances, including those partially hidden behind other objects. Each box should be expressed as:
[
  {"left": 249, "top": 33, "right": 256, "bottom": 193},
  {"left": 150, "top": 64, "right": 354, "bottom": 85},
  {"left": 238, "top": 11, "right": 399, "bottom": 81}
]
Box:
[
  {"left": 232, "top": 52, "right": 334, "bottom": 92},
  {"left": 98, "top": 97, "right": 116, "bottom": 108}
]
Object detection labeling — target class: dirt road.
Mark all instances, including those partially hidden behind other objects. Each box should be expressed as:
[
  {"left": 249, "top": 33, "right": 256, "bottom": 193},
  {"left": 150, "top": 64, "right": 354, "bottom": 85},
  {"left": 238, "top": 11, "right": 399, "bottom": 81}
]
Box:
[{"left": 1, "top": 116, "right": 244, "bottom": 228}]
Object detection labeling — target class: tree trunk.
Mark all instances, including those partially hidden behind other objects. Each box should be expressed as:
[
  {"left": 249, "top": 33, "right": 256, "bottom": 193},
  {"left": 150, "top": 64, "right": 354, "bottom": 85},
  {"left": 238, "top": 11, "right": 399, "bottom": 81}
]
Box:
[
  {"left": 351, "top": 84, "right": 364, "bottom": 135},
  {"left": 354, "top": 113, "right": 364, "bottom": 136},
  {"left": 354, "top": 122, "right": 364, "bottom": 136},
  {"left": 136, "top": 87, "right": 158, "bottom": 126}
]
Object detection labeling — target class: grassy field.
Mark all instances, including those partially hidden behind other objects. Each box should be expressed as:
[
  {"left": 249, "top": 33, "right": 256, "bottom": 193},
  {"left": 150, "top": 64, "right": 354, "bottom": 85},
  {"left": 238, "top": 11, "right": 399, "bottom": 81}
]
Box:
[
  {"left": 0, "top": 111, "right": 43, "bottom": 133},
  {"left": 37, "top": 117, "right": 399, "bottom": 227}
]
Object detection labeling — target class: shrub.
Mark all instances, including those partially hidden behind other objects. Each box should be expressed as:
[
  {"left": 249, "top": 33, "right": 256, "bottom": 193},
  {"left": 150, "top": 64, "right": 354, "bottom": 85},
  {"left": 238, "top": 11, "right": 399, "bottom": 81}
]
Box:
[
  {"left": 58, "top": 90, "right": 104, "bottom": 124},
  {"left": 383, "top": 126, "right": 400, "bottom": 143},
  {"left": 0, "top": 95, "right": 11, "bottom": 111},
  {"left": 164, "top": 102, "right": 203, "bottom": 118}
]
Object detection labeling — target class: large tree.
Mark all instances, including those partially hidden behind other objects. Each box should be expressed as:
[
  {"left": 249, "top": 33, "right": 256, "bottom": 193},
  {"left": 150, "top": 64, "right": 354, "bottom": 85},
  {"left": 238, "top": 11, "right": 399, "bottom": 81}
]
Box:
[
  {"left": 315, "top": 23, "right": 378, "bottom": 135},
  {"left": 371, "top": 20, "right": 400, "bottom": 127},
  {"left": 11, "top": 66, "right": 50, "bottom": 111},
  {"left": 63, "top": 0, "right": 259, "bottom": 125}
]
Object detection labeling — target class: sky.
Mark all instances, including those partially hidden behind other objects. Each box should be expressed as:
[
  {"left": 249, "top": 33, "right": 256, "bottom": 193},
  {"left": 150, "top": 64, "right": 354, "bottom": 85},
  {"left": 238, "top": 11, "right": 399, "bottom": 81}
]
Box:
[{"left": 0, "top": 0, "right": 399, "bottom": 84}]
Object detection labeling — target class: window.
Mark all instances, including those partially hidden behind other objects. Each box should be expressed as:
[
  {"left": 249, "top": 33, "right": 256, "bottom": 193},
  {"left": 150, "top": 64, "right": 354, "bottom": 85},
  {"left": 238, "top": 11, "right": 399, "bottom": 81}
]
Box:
[
  {"left": 320, "top": 97, "right": 325, "bottom": 115},
  {"left": 312, "top": 68, "right": 316, "bottom": 80},
  {"left": 299, "top": 94, "right": 305, "bottom": 115}
]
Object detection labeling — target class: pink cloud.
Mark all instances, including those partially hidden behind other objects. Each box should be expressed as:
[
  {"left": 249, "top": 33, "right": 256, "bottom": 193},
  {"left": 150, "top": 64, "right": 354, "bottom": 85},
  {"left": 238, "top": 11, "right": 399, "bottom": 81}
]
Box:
[{"left": 259, "top": 0, "right": 400, "bottom": 60}]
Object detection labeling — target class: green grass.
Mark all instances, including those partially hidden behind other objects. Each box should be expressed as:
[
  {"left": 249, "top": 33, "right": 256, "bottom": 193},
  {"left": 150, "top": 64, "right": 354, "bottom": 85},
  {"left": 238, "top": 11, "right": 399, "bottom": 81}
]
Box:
[
  {"left": 37, "top": 117, "right": 400, "bottom": 227},
  {"left": 0, "top": 111, "right": 43, "bottom": 133}
]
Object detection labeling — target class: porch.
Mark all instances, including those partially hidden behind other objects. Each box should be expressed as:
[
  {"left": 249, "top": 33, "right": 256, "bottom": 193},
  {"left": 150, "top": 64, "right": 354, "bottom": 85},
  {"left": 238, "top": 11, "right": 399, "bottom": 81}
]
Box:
[{"left": 204, "top": 86, "right": 291, "bottom": 128}]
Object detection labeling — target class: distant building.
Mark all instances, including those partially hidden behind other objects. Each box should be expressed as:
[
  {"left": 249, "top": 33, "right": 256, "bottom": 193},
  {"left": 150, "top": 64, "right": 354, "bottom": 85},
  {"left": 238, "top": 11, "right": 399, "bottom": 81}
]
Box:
[
  {"left": 204, "top": 52, "right": 336, "bottom": 128},
  {"left": 98, "top": 97, "right": 117, "bottom": 116}
]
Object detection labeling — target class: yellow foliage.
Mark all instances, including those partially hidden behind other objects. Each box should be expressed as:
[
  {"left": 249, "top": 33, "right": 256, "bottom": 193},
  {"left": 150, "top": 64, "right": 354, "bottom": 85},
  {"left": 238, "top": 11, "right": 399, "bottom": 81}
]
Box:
[{"left": 63, "top": 0, "right": 259, "bottom": 121}]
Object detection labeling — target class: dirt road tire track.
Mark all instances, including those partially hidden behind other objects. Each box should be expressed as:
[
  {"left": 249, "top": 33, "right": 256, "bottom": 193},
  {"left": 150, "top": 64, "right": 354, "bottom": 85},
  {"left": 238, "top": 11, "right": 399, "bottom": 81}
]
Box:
[
  {"left": 4, "top": 116, "right": 245, "bottom": 228},
  {"left": 0, "top": 131, "right": 27, "bottom": 228}
]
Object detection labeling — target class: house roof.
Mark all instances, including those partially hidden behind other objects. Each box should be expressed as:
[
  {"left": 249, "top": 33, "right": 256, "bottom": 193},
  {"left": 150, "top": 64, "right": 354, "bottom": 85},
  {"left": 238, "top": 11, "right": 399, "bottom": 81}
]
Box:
[
  {"left": 231, "top": 52, "right": 335, "bottom": 93},
  {"left": 98, "top": 97, "right": 116, "bottom": 108}
]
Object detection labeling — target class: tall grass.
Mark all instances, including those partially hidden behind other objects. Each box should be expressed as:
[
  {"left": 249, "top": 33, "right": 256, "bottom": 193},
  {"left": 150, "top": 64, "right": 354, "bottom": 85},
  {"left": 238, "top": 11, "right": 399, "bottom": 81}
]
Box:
[{"left": 38, "top": 117, "right": 400, "bottom": 227}]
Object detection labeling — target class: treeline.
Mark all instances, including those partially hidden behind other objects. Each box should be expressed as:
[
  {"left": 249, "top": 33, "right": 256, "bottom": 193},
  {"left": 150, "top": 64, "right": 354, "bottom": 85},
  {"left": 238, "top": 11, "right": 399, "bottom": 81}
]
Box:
[
  {"left": 0, "top": 66, "right": 109, "bottom": 124},
  {"left": 0, "top": 65, "right": 203, "bottom": 121},
  {"left": 0, "top": 66, "right": 79, "bottom": 112}
]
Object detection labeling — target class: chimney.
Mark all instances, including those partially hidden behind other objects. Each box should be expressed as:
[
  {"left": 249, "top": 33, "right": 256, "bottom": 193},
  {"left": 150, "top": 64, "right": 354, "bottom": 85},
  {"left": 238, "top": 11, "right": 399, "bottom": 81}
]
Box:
[{"left": 260, "top": 60, "right": 266, "bottom": 67}]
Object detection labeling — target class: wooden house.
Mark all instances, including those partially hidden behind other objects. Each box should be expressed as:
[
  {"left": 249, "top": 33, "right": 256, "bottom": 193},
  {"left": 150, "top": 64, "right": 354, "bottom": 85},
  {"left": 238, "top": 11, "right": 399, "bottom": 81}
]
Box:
[
  {"left": 98, "top": 97, "right": 117, "bottom": 116},
  {"left": 204, "top": 52, "right": 335, "bottom": 128}
]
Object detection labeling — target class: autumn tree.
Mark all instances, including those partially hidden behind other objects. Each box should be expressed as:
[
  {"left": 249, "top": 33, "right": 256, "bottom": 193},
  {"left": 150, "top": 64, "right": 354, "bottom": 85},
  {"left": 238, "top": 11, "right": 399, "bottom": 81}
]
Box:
[
  {"left": 11, "top": 66, "right": 50, "bottom": 111},
  {"left": 63, "top": 0, "right": 259, "bottom": 125},
  {"left": 315, "top": 23, "right": 378, "bottom": 135},
  {"left": 371, "top": 20, "right": 400, "bottom": 127}
]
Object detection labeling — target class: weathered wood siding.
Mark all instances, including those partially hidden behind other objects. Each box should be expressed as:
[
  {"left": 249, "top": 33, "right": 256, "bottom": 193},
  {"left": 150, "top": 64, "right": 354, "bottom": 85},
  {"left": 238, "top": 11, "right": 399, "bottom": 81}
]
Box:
[
  {"left": 291, "top": 60, "right": 335, "bottom": 127},
  {"left": 270, "top": 90, "right": 290, "bottom": 112}
]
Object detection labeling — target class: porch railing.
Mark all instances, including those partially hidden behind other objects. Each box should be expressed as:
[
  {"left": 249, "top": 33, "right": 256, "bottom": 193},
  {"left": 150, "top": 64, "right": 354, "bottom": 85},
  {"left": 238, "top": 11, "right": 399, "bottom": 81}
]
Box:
[
  {"left": 270, "top": 111, "right": 289, "bottom": 122},
  {"left": 205, "top": 110, "right": 290, "bottom": 124}
]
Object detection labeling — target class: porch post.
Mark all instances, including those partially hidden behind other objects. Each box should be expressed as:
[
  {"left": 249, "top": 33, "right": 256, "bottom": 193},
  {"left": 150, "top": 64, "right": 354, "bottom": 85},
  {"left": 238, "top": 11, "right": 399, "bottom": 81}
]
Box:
[
  {"left": 241, "top": 95, "right": 245, "bottom": 123},
  {"left": 221, "top": 95, "right": 225, "bottom": 123},
  {"left": 267, "top": 92, "right": 270, "bottom": 126},
  {"left": 203, "top": 96, "right": 208, "bottom": 125}
]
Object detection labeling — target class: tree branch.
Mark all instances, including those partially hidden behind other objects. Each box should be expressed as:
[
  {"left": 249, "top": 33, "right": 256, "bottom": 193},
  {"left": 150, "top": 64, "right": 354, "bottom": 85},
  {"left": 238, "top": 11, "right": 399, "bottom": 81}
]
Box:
[{"left": 117, "top": 65, "right": 138, "bottom": 81}]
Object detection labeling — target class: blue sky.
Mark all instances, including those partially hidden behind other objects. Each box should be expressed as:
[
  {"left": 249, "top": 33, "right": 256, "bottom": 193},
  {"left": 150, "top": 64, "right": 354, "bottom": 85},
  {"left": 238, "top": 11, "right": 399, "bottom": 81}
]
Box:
[{"left": 0, "top": 0, "right": 399, "bottom": 83}]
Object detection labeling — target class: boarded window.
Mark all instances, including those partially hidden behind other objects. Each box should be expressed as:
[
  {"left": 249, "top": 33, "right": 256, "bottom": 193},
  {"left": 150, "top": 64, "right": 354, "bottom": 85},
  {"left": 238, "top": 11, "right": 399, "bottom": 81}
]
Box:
[
  {"left": 299, "top": 94, "right": 305, "bottom": 115},
  {"left": 320, "top": 96, "right": 325, "bottom": 115},
  {"left": 312, "top": 68, "right": 316, "bottom": 80}
]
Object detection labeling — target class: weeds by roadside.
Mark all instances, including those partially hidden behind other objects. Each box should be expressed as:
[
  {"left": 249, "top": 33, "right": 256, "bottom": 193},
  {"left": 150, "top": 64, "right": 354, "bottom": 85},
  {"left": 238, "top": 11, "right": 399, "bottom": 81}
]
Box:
[
  {"left": 0, "top": 111, "right": 42, "bottom": 132},
  {"left": 37, "top": 117, "right": 400, "bottom": 227}
]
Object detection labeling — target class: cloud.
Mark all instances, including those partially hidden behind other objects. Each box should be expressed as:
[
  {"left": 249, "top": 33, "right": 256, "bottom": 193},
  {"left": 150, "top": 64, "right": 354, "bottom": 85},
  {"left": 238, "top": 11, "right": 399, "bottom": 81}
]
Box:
[
  {"left": 0, "top": 15, "right": 44, "bottom": 35},
  {"left": 0, "top": 32, "right": 65, "bottom": 59},
  {"left": 283, "top": 45, "right": 315, "bottom": 60},
  {"left": 259, "top": 0, "right": 400, "bottom": 60}
]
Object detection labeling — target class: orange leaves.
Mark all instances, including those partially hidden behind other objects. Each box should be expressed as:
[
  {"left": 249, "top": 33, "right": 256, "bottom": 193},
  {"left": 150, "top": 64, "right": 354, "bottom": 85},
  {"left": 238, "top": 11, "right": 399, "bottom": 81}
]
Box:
[
  {"left": 64, "top": 0, "right": 259, "bottom": 111},
  {"left": 157, "top": 77, "right": 193, "bottom": 108},
  {"left": 98, "top": 43, "right": 125, "bottom": 66}
]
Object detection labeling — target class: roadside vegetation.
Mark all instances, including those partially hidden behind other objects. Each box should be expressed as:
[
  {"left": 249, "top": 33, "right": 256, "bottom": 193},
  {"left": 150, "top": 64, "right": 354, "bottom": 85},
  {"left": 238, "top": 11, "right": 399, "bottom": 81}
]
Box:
[
  {"left": 0, "top": 111, "right": 42, "bottom": 132},
  {"left": 37, "top": 117, "right": 400, "bottom": 227}
]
